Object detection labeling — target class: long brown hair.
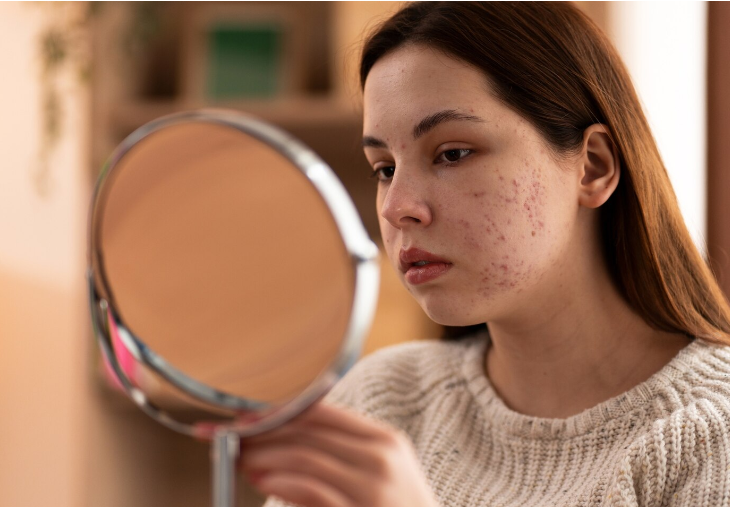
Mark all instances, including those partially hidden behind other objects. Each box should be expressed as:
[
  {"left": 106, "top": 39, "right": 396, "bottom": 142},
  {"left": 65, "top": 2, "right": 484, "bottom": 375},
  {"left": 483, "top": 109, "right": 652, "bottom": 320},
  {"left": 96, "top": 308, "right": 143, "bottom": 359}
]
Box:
[{"left": 360, "top": 2, "right": 730, "bottom": 345}]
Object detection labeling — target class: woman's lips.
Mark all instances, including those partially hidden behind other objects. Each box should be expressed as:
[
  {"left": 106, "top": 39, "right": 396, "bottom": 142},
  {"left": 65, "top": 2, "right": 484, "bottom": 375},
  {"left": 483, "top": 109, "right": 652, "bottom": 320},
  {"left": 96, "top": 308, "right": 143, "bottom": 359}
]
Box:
[{"left": 399, "top": 248, "right": 453, "bottom": 285}]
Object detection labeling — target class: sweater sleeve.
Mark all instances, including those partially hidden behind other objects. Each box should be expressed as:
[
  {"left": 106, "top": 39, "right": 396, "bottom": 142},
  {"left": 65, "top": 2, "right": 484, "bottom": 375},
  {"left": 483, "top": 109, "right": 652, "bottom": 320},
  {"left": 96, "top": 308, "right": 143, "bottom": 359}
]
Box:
[{"left": 604, "top": 397, "right": 730, "bottom": 507}]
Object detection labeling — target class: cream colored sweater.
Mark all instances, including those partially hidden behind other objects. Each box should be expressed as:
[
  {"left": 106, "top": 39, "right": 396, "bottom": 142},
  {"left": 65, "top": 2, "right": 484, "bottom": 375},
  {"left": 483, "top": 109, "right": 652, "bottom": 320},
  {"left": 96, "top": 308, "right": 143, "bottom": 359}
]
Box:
[{"left": 265, "top": 333, "right": 730, "bottom": 506}]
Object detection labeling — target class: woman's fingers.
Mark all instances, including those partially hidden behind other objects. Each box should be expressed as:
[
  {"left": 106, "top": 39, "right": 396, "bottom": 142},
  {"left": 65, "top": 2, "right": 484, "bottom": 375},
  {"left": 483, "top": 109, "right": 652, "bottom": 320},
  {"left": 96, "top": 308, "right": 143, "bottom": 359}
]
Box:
[
  {"left": 239, "top": 403, "right": 439, "bottom": 507},
  {"left": 255, "top": 471, "right": 352, "bottom": 507},
  {"left": 264, "top": 402, "right": 392, "bottom": 440},
  {"left": 241, "top": 443, "right": 365, "bottom": 503},
  {"left": 242, "top": 423, "right": 380, "bottom": 469}
]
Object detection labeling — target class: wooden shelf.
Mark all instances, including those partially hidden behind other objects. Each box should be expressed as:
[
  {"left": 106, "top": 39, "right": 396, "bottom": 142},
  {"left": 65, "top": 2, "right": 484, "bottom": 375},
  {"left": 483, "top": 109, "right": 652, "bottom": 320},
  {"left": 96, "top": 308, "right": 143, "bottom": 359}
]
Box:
[{"left": 111, "top": 96, "right": 361, "bottom": 137}]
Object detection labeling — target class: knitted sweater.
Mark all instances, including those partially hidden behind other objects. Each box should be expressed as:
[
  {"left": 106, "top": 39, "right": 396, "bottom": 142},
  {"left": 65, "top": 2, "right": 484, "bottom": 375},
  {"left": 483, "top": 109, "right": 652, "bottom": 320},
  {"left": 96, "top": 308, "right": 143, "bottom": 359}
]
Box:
[{"left": 264, "top": 333, "right": 730, "bottom": 506}]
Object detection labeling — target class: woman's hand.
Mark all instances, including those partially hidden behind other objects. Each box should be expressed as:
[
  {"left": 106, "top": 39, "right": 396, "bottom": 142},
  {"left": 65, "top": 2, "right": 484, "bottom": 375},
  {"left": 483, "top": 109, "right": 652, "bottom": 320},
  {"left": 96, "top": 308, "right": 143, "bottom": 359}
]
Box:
[{"left": 239, "top": 402, "right": 440, "bottom": 507}]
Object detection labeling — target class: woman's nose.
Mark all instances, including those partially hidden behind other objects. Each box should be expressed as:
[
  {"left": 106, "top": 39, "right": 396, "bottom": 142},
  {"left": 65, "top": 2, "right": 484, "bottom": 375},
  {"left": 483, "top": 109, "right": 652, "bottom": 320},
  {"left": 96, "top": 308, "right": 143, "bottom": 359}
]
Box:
[{"left": 379, "top": 174, "right": 433, "bottom": 229}]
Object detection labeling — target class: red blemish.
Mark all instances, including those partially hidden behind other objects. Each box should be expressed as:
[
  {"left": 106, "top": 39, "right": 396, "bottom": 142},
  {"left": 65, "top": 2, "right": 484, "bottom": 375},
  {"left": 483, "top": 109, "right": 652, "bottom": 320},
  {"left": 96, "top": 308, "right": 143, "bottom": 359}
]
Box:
[
  {"left": 538, "top": 221, "right": 545, "bottom": 229},
  {"left": 473, "top": 191, "right": 486, "bottom": 198},
  {"left": 486, "top": 226, "right": 492, "bottom": 233},
  {"left": 498, "top": 175, "right": 504, "bottom": 181},
  {"left": 507, "top": 219, "right": 512, "bottom": 225},
  {"left": 499, "top": 264, "right": 508, "bottom": 271},
  {"left": 512, "top": 179, "right": 519, "bottom": 187},
  {"left": 498, "top": 234, "right": 506, "bottom": 241}
]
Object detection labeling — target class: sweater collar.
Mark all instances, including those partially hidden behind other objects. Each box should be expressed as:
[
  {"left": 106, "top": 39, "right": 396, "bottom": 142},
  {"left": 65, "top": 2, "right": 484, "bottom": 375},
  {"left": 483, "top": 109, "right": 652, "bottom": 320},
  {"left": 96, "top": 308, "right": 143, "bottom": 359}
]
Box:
[{"left": 460, "top": 333, "right": 715, "bottom": 440}]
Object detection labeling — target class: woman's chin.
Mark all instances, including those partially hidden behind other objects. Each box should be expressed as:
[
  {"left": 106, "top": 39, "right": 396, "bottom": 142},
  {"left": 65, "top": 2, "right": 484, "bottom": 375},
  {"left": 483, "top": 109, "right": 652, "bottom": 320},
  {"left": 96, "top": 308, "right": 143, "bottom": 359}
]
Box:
[{"left": 418, "top": 299, "right": 488, "bottom": 328}]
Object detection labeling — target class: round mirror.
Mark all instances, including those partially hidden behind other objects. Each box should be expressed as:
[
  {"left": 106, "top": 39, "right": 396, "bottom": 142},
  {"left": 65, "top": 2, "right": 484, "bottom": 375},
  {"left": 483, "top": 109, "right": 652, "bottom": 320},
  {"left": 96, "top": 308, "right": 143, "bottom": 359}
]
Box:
[{"left": 87, "top": 110, "right": 379, "bottom": 506}]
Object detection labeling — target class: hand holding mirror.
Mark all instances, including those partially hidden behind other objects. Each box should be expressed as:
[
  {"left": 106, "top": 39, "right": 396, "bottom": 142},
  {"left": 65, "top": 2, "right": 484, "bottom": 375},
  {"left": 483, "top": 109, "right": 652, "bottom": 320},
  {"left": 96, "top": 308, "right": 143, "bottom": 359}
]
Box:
[{"left": 87, "top": 110, "right": 380, "bottom": 506}]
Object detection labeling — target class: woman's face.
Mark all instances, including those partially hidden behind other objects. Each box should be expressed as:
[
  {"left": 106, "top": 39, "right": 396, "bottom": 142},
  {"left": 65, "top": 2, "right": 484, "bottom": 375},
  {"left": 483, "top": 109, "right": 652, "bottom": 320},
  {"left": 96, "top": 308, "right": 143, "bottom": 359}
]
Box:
[{"left": 363, "top": 45, "right": 583, "bottom": 326}]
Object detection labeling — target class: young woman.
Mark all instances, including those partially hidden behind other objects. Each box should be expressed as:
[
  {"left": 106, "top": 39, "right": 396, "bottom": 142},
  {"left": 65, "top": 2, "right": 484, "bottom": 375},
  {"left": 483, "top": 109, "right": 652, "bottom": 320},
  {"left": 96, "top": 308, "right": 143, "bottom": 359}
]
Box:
[{"left": 242, "top": 3, "right": 730, "bottom": 506}]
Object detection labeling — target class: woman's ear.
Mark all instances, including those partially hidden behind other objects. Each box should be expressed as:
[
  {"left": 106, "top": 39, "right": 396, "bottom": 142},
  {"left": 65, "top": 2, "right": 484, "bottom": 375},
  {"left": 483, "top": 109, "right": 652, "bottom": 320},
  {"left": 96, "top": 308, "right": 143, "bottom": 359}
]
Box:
[{"left": 578, "top": 124, "right": 620, "bottom": 209}]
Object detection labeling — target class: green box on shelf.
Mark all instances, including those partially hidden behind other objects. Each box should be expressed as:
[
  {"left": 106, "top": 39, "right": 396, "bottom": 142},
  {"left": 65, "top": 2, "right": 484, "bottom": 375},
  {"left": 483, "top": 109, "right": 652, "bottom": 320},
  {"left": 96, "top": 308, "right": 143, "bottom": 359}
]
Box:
[{"left": 207, "top": 24, "right": 282, "bottom": 99}]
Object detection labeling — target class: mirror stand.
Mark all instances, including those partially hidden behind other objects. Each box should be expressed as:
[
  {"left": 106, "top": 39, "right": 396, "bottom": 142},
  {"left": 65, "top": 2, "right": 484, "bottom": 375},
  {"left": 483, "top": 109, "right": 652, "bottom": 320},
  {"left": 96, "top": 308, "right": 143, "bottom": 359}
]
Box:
[{"left": 212, "top": 429, "right": 241, "bottom": 507}]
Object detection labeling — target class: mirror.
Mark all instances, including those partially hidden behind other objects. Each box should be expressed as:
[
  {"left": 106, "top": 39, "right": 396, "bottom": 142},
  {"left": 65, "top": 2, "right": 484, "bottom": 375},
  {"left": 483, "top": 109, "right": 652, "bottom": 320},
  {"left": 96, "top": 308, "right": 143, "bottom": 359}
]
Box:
[{"left": 87, "top": 110, "right": 379, "bottom": 506}]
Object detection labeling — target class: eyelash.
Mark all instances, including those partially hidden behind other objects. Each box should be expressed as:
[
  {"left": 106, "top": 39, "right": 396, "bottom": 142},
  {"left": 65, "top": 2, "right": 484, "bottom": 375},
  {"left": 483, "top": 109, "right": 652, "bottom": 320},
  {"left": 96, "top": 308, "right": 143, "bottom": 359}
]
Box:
[{"left": 369, "top": 148, "right": 473, "bottom": 182}]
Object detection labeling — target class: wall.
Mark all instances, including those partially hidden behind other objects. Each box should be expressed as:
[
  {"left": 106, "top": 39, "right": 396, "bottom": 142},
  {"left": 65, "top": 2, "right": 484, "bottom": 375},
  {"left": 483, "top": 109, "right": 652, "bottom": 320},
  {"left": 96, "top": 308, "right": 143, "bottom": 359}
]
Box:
[
  {"left": 610, "top": 2, "right": 708, "bottom": 252},
  {"left": 0, "top": 2, "right": 90, "bottom": 506}
]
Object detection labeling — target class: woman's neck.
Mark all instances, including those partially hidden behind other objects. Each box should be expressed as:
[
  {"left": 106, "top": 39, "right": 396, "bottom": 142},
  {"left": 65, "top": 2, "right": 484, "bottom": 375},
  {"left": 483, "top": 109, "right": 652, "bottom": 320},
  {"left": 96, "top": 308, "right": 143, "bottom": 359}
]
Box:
[{"left": 483, "top": 233, "right": 690, "bottom": 419}]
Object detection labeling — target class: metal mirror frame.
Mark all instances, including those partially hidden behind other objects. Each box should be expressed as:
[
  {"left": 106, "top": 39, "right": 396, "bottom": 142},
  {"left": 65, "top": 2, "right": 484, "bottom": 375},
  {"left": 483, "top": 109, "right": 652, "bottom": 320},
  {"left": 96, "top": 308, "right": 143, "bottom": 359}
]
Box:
[{"left": 87, "top": 109, "right": 380, "bottom": 439}]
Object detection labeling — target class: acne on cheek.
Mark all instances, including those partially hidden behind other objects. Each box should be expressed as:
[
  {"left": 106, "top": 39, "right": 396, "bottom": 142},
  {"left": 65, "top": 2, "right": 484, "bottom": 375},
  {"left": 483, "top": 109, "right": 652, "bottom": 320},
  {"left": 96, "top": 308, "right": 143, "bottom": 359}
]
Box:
[
  {"left": 505, "top": 164, "right": 549, "bottom": 237},
  {"left": 452, "top": 158, "right": 551, "bottom": 300},
  {"left": 478, "top": 257, "right": 534, "bottom": 297},
  {"left": 456, "top": 218, "right": 482, "bottom": 251},
  {"left": 525, "top": 167, "right": 548, "bottom": 236},
  {"left": 474, "top": 164, "right": 549, "bottom": 296}
]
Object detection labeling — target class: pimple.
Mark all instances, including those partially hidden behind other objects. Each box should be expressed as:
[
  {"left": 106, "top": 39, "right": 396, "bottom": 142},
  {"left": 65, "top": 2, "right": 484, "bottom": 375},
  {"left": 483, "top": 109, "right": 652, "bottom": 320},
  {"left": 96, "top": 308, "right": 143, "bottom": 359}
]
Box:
[
  {"left": 497, "top": 234, "right": 506, "bottom": 241},
  {"left": 512, "top": 179, "right": 519, "bottom": 187},
  {"left": 499, "top": 264, "right": 508, "bottom": 271},
  {"left": 472, "top": 191, "right": 486, "bottom": 198},
  {"left": 498, "top": 176, "right": 504, "bottom": 181}
]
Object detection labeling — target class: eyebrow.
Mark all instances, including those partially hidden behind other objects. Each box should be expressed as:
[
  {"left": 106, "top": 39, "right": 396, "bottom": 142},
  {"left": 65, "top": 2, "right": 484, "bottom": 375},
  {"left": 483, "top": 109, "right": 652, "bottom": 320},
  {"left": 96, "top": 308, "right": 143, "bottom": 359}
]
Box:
[
  {"left": 413, "top": 109, "right": 485, "bottom": 139},
  {"left": 362, "top": 109, "right": 486, "bottom": 149}
]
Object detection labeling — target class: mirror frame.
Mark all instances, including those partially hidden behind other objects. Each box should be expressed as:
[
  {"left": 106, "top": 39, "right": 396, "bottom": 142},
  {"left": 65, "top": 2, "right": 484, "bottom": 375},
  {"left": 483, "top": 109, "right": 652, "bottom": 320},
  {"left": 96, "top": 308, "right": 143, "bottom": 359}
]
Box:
[{"left": 87, "top": 109, "right": 380, "bottom": 438}]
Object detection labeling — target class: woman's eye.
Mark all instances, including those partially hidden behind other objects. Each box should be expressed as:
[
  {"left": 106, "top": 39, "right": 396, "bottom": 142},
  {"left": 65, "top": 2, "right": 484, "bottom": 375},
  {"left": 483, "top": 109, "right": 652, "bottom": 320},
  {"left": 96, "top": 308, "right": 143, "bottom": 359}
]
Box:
[
  {"left": 370, "top": 166, "right": 395, "bottom": 182},
  {"left": 437, "top": 149, "right": 472, "bottom": 164}
]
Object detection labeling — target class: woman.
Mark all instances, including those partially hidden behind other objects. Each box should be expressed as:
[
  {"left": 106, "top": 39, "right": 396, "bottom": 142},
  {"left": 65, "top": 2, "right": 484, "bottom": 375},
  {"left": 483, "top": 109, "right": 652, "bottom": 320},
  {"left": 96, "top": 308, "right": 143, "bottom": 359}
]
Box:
[{"left": 242, "top": 3, "right": 730, "bottom": 506}]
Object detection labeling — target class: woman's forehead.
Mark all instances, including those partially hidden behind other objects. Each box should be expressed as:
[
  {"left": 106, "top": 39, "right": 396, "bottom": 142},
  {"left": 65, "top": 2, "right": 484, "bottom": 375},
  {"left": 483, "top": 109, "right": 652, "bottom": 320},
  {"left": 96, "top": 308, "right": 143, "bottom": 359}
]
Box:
[{"left": 363, "top": 45, "right": 503, "bottom": 132}]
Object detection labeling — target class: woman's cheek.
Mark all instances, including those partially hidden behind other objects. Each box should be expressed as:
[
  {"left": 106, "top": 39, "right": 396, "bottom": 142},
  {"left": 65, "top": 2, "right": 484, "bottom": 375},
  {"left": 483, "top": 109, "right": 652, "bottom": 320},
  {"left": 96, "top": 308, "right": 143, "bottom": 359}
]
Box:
[{"left": 461, "top": 166, "right": 550, "bottom": 298}]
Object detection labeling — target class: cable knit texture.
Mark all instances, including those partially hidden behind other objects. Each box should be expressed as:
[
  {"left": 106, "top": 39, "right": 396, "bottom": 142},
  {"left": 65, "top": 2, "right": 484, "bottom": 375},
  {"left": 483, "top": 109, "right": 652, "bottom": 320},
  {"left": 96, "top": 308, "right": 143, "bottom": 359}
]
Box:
[{"left": 263, "top": 333, "right": 730, "bottom": 506}]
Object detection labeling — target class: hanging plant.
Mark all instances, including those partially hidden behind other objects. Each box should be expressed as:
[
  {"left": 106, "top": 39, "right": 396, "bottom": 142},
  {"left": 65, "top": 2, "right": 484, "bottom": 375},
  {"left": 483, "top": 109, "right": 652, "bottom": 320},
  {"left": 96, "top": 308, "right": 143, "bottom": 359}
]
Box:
[
  {"left": 34, "top": 2, "right": 163, "bottom": 196},
  {"left": 34, "top": 2, "right": 95, "bottom": 196}
]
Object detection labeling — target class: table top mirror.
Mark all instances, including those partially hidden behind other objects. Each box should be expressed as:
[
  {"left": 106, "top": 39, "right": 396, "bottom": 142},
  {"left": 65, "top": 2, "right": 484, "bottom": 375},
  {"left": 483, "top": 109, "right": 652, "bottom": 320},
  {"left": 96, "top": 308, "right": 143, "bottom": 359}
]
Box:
[{"left": 87, "top": 110, "right": 380, "bottom": 507}]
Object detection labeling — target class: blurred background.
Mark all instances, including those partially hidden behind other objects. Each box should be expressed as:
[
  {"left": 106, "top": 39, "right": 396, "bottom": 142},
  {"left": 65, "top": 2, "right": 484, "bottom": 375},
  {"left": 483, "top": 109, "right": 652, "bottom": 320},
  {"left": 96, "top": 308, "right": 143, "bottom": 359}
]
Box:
[{"left": 0, "top": 2, "right": 728, "bottom": 506}]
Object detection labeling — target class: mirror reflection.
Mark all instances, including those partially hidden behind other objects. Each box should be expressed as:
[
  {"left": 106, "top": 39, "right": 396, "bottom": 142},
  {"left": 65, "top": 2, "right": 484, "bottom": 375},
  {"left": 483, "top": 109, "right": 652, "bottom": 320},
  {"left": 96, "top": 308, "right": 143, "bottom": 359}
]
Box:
[{"left": 93, "top": 120, "right": 355, "bottom": 405}]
